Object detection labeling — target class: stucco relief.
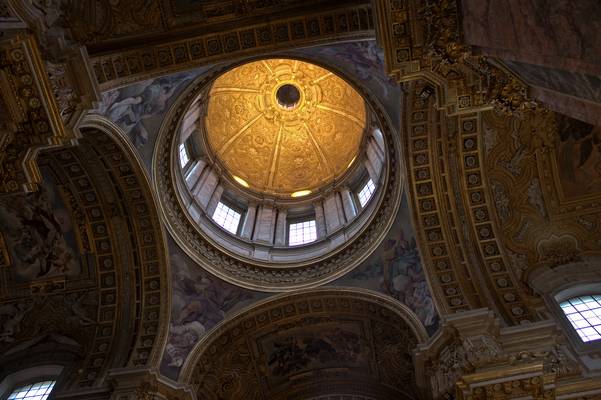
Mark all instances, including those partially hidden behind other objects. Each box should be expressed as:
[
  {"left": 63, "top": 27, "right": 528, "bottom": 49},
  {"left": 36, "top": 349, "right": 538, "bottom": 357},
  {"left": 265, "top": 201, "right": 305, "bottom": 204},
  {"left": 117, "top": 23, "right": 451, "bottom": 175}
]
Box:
[
  {"left": 483, "top": 109, "right": 601, "bottom": 275},
  {"left": 292, "top": 40, "right": 399, "bottom": 115},
  {"left": 555, "top": 115, "right": 601, "bottom": 199},
  {"left": 0, "top": 175, "right": 81, "bottom": 282}
]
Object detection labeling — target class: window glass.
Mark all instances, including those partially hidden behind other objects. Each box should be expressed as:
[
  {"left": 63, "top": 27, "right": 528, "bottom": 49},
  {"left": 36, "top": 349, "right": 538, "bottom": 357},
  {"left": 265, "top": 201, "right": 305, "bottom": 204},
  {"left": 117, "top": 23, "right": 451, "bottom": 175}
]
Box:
[
  {"left": 357, "top": 178, "right": 375, "bottom": 207},
  {"left": 560, "top": 295, "right": 601, "bottom": 342},
  {"left": 212, "top": 202, "right": 242, "bottom": 234},
  {"left": 289, "top": 220, "right": 317, "bottom": 246},
  {"left": 179, "top": 143, "right": 190, "bottom": 168},
  {"left": 8, "top": 381, "right": 55, "bottom": 400}
]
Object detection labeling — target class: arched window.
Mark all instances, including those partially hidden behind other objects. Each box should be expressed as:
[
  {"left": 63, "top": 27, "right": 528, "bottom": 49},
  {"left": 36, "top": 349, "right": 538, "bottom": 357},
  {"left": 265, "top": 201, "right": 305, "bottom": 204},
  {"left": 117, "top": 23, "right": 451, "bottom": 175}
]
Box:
[
  {"left": 560, "top": 295, "right": 601, "bottom": 342},
  {"left": 179, "top": 143, "right": 190, "bottom": 168},
  {"left": 357, "top": 178, "right": 375, "bottom": 208},
  {"left": 7, "top": 380, "right": 55, "bottom": 400},
  {"left": 288, "top": 219, "right": 317, "bottom": 246},
  {"left": 212, "top": 201, "right": 242, "bottom": 234}
]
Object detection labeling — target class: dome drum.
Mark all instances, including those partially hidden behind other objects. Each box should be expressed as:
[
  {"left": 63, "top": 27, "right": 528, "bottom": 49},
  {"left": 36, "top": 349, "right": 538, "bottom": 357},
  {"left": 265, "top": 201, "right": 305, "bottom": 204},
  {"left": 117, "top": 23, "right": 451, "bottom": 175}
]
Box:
[
  {"left": 173, "top": 59, "right": 388, "bottom": 266},
  {"left": 154, "top": 57, "right": 402, "bottom": 290},
  {"left": 179, "top": 122, "right": 385, "bottom": 264}
]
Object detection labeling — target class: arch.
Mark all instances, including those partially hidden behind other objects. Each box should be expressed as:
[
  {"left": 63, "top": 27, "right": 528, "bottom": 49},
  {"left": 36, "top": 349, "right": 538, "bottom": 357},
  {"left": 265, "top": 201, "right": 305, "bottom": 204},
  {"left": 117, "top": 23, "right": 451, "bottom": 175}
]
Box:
[
  {"left": 0, "top": 115, "right": 170, "bottom": 395},
  {"left": 529, "top": 258, "right": 601, "bottom": 300},
  {"left": 78, "top": 114, "right": 172, "bottom": 368},
  {"left": 152, "top": 55, "right": 404, "bottom": 291},
  {"left": 179, "top": 288, "right": 427, "bottom": 400}
]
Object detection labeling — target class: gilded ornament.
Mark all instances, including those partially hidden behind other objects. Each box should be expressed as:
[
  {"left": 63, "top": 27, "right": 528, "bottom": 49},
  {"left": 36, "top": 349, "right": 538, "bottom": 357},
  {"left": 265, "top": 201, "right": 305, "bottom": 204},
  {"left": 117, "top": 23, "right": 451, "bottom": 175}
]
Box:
[{"left": 205, "top": 58, "right": 367, "bottom": 197}]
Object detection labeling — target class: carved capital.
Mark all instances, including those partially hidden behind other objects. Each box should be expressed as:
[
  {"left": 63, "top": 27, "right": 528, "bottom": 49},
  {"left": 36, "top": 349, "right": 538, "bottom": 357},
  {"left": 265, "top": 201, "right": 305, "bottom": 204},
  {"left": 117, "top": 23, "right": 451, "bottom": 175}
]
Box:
[
  {"left": 373, "top": 0, "right": 537, "bottom": 114},
  {"left": 456, "top": 364, "right": 555, "bottom": 400},
  {"left": 107, "top": 368, "right": 194, "bottom": 400},
  {"left": 415, "top": 309, "right": 580, "bottom": 399}
]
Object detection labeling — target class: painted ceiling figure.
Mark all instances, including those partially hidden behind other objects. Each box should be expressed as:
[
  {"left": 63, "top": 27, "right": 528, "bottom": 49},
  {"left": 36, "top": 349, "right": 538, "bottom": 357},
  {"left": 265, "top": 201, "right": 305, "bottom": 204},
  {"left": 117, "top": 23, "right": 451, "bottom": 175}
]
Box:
[
  {"left": 99, "top": 75, "right": 192, "bottom": 147},
  {"left": 0, "top": 184, "right": 79, "bottom": 282}
]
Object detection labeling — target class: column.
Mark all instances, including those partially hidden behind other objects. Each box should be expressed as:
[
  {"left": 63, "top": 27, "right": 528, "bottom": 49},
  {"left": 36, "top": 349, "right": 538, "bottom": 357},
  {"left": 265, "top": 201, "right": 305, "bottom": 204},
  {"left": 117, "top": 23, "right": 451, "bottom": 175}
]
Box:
[
  {"left": 240, "top": 202, "right": 257, "bottom": 240},
  {"left": 205, "top": 184, "right": 224, "bottom": 217},
  {"left": 340, "top": 187, "right": 357, "bottom": 222},
  {"left": 274, "top": 208, "right": 288, "bottom": 246},
  {"left": 180, "top": 103, "right": 201, "bottom": 142},
  {"left": 324, "top": 192, "right": 343, "bottom": 232},
  {"left": 193, "top": 166, "right": 218, "bottom": 209},
  {"left": 365, "top": 159, "right": 378, "bottom": 184},
  {"left": 313, "top": 200, "right": 327, "bottom": 238},
  {"left": 371, "top": 127, "right": 386, "bottom": 163},
  {"left": 185, "top": 159, "right": 207, "bottom": 188},
  {"left": 252, "top": 204, "right": 276, "bottom": 244},
  {"left": 372, "top": 127, "right": 386, "bottom": 155},
  {"left": 366, "top": 137, "right": 384, "bottom": 179}
]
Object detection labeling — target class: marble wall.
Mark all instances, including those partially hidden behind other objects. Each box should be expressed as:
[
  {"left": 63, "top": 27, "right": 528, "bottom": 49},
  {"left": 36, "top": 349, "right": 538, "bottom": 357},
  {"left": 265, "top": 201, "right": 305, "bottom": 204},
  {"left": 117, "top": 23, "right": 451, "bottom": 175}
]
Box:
[
  {"left": 461, "top": 0, "right": 601, "bottom": 126},
  {"left": 462, "top": 0, "right": 601, "bottom": 77}
]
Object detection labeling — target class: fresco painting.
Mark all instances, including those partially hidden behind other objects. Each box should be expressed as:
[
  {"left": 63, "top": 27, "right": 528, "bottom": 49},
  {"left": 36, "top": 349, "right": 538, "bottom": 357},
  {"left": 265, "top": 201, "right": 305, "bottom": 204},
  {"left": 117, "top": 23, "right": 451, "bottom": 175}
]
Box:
[
  {"left": 334, "top": 195, "right": 439, "bottom": 333},
  {"left": 0, "top": 173, "right": 81, "bottom": 283},
  {"left": 96, "top": 69, "right": 204, "bottom": 168},
  {"left": 160, "top": 237, "right": 267, "bottom": 378},
  {"left": 260, "top": 321, "right": 370, "bottom": 385},
  {"left": 555, "top": 115, "right": 601, "bottom": 198}
]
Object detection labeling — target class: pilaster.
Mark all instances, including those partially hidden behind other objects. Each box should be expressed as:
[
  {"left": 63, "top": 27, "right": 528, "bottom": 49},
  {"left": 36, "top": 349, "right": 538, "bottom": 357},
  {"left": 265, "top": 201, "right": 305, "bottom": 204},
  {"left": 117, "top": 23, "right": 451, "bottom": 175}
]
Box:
[
  {"left": 414, "top": 309, "right": 591, "bottom": 400},
  {"left": 106, "top": 368, "right": 194, "bottom": 400}
]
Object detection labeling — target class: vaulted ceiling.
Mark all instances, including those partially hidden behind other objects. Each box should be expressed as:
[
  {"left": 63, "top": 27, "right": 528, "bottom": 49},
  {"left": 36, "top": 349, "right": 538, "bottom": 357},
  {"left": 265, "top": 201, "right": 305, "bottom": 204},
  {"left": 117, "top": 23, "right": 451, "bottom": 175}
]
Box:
[{"left": 1, "top": 0, "right": 601, "bottom": 399}]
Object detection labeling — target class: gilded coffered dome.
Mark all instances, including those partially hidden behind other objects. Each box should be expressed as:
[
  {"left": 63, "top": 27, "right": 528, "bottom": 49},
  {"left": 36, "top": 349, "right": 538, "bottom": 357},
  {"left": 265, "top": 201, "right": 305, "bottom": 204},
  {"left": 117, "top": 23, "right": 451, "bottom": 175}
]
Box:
[{"left": 205, "top": 58, "right": 367, "bottom": 197}]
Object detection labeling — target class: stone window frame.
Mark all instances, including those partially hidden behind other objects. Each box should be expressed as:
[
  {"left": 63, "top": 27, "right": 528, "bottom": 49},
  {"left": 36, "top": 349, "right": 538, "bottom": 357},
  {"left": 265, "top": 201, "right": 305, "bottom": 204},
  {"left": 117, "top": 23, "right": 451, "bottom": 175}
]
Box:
[
  {"left": 0, "top": 366, "right": 63, "bottom": 400},
  {"left": 287, "top": 218, "right": 318, "bottom": 246},
  {"left": 529, "top": 261, "right": 601, "bottom": 371},
  {"left": 212, "top": 200, "right": 243, "bottom": 235},
  {"left": 357, "top": 177, "right": 376, "bottom": 208}
]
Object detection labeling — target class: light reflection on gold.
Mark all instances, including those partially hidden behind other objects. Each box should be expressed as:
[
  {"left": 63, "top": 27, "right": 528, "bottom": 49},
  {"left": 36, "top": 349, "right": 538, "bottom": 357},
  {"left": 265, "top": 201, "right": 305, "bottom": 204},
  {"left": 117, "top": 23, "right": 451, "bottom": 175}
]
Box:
[
  {"left": 205, "top": 58, "right": 367, "bottom": 197},
  {"left": 233, "top": 175, "right": 250, "bottom": 188},
  {"left": 291, "top": 190, "right": 312, "bottom": 198},
  {"left": 347, "top": 156, "right": 357, "bottom": 169}
]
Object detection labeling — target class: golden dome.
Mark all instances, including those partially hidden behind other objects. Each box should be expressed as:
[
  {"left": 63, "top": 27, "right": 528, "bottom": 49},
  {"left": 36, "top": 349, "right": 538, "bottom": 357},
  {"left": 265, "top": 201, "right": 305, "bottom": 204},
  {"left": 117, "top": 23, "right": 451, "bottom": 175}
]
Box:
[{"left": 205, "top": 58, "right": 367, "bottom": 197}]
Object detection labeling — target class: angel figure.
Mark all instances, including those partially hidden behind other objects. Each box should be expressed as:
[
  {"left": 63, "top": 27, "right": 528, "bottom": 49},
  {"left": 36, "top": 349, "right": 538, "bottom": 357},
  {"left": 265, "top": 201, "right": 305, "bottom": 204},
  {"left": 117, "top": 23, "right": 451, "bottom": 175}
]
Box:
[{"left": 98, "top": 74, "right": 193, "bottom": 148}]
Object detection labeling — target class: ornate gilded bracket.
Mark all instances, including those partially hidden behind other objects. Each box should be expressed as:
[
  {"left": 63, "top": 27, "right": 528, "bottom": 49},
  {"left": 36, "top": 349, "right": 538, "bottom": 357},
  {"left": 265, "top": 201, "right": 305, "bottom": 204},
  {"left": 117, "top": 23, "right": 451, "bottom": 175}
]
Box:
[
  {"left": 0, "top": 34, "right": 78, "bottom": 194},
  {"left": 373, "top": 0, "right": 535, "bottom": 115},
  {"left": 107, "top": 368, "right": 194, "bottom": 400},
  {"left": 414, "top": 309, "right": 585, "bottom": 400}
]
